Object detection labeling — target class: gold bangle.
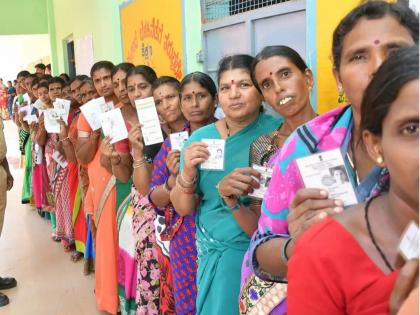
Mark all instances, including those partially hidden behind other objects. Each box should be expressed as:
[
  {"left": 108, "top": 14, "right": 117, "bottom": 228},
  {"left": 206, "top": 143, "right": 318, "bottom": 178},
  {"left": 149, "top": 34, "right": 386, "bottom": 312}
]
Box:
[
  {"left": 162, "top": 179, "right": 172, "bottom": 194},
  {"left": 176, "top": 175, "right": 196, "bottom": 194},
  {"left": 133, "top": 158, "right": 146, "bottom": 169},
  {"left": 180, "top": 172, "right": 197, "bottom": 185}
]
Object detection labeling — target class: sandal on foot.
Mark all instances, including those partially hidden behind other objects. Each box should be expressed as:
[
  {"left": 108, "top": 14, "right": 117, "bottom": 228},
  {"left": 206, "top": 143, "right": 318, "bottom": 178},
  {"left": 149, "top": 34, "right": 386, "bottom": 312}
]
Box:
[
  {"left": 70, "top": 252, "right": 83, "bottom": 262},
  {"left": 0, "top": 293, "right": 9, "bottom": 307}
]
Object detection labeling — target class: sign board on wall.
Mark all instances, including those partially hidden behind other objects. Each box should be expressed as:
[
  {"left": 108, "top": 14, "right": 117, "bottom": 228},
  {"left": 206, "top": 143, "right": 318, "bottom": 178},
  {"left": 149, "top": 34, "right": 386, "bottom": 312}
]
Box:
[{"left": 120, "top": 0, "right": 183, "bottom": 80}]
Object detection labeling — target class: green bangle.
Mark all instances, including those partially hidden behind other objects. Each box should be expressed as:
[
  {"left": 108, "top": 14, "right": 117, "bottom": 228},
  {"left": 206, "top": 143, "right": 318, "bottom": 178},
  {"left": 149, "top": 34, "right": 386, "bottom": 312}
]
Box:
[{"left": 220, "top": 196, "right": 242, "bottom": 212}]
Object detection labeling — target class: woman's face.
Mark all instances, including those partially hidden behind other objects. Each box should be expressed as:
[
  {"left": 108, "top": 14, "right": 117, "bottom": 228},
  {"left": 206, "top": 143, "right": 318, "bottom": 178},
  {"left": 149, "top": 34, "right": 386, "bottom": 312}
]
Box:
[
  {"left": 365, "top": 80, "right": 419, "bottom": 210},
  {"left": 92, "top": 68, "right": 113, "bottom": 98},
  {"left": 254, "top": 55, "right": 312, "bottom": 118},
  {"left": 153, "top": 84, "right": 183, "bottom": 124},
  {"left": 62, "top": 85, "right": 71, "bottom": 100},
  {"left": 218, "top": 68, "right": 262, "bottom": 121},
  {"left": 181, "top": 81, "right": 215, "bottom": 124},
  {"left": 48, "top": 83, "right": 62, "bottom": 102},
  {"left": 127, "top": 74, "right": 153, "bottom": 107},
  {"left": 38, "top": 87, "right": 50, "bottom": 105},
  {"left": 113, "top": 69, "right": 130, "bottom": 105},
  {"left": 333, "top": 169, "right": 346, "bottom": 184},
  {"left": 80, "top": 83, "right": 98, "bottom": 105},
  {"left": 334, "top": 15, "right": 414, "bottom": 115}
]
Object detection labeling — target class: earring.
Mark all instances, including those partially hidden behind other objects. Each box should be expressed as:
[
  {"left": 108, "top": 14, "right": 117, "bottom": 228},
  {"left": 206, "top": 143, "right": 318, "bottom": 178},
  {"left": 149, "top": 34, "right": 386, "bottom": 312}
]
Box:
[
  {"left": 308, "top": 86, "right": 312, "bottom": 92},
  {"left": 337, "top": 85, "right": 343, "bottom": 95},
  {"left": 376, "top": 156, "right": 383, "bottom": 164}
]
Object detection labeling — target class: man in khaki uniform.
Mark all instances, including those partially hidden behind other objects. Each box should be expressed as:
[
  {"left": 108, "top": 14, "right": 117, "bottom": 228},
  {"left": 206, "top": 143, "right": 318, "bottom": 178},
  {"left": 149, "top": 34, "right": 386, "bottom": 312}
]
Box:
[{"left": 0, "top": 118, "right": 15, "bottom": 307}]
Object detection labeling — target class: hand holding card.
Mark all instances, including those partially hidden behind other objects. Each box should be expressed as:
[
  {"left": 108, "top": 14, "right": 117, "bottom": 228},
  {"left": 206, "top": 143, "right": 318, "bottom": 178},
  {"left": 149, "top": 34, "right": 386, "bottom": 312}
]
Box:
[
  {"left": 200, "top": 139, "right": 225, "bottom": 170},
  {"left": 170, "top": 131, "right": 189, "bottom": 151},
  {"left": 135, "top": 97, "right": 164, "bottom": 146},
  {"left": 248, "top": 164, "right": 273, "bottom": 199},
  {"left": 100, "top": 108, "right": 128, "bottom": 144}
]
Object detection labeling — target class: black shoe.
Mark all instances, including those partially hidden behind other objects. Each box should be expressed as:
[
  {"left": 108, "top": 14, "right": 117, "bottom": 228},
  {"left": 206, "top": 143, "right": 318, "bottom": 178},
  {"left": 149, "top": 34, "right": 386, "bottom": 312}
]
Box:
[
  {"left": 0, "top": 292, "right": 9, "bottom": 307},
  {"left": 0, "top": 277, "right": 17, "bottom": 290}
]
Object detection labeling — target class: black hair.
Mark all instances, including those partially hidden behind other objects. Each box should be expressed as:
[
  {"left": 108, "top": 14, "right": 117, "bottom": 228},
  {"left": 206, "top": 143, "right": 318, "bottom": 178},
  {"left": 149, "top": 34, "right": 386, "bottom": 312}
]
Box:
[
  {"left": 79, "top": 78, "right": 95, "bottom": 88},
  {"left": 152, "top": 76, "right": 180, "bottom": 92},
  {"left": 217, "top": 54, "right": 254, "bottom": 85},
  {"left": 333, "top": 1, "right": 419, "bottom": 70},
  {"left": 30, "top": 77, "right": 40, "bottom": 88},
  {"left": 112, "top": 62, "right": 135, "bottom": 78},
  {"left": 48, "top": 77, "right": 65, "bottom": 88},
  {"left": 361, "top": 45, "right": 419, "bottom": 137},
  {"left": 180, "top": 71, "right": 217, "bottom": 99},
  {"left": 59, "top": 73, "right": 70, "bottom": 82},
  {"left": 17, "top": 70, "right": 30, "bottom": 79},
  {"left": 69, "top": 75, "right": 89, "bottom": 85},
  {"left": 90, "top": 61, "right": 114, "bottom": 78},
  {"left": 126, "top": 65, "right": 157, "bottom": 86},
  {"left": 38, "top": 81, "right": 49, "bottom": 91},
  {"left": 35, "top": 63, "right": 46, "bottom": 70},
  {"left": 251, "top": 45, "right": 308, "bottom": 93}
]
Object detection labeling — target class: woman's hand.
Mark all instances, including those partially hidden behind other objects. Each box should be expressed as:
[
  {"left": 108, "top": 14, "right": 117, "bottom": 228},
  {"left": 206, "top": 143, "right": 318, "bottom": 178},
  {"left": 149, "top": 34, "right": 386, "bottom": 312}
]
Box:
[
  {"left": 6, "top": 172, "right": 13, "bottom": 191},
  {"left": 183, "top": 142, "right": 209, "bottom": 179},
  {"left": 217, "top": 167, "right": 261, "bottom": 199},
  {"left": 287, "top": 188, "right": 344, "bottom": 241},
  {"left": 100, "top": 136, "right": 114, "bottom": 159},
  {"left": 128, "top": 124, "right": 144, "bottom": 154},
  {"left": 166, "top": 150, "right": 180, "bottom": 175},
  {"left": 38, "top": 114, "right": 45, "bottom": 131},
  {"left": 389, "top": 259, "right": 419, "bottom": 315},
  {"left": 58, "top": 118, "right": 68, "bottom": 140}
]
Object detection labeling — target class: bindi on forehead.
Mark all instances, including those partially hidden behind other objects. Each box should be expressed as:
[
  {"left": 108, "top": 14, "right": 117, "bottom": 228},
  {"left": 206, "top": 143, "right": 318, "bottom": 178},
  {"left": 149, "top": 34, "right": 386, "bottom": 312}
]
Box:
[
  {"left": 269, "top": 72, "right": 273, "bottom": 76},
  {"left": 231, "top": 79, "right": 235, "bottom": 84},
  {"left": 192, "top": 90, "right": 195, "bottom": 94},
  {"left": 374, "top": 39, "right": 380, "bottom": 45}
]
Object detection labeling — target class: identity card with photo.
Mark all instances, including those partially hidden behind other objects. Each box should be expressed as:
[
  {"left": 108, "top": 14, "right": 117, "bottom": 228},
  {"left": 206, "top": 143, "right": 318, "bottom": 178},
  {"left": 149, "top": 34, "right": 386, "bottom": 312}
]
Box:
[
  {"left": 399, "top": 221, "right": 419, "bottom": 261},
  {"left": 100, "top": 108, "right": 128, "bottom": 144},
  {"left": 200, "top": 139, "right": 225, "bottom": 171},
  {"left": 296, "top": 148, "right": 358, "bottom": 207},
  {"left": 80, "top": 97, "right": 107, "bottom": 131},
  {"left": 170, "top": 131, "right": 189, "bottom": 151},
  {"left": 249, "top": 164, "right": 274, "bottom": 199},
  {"left": 135, "top": 97, "right": 164, "bottom": 146},
  {"left": 44, "top": 108, "right": 61, "bottom": 134},
  {"left": 53, "top": 98, "right": 71, "bottom": 124},
  {"left": 33, "top": 99, "right": 47, "bottom": 113}
]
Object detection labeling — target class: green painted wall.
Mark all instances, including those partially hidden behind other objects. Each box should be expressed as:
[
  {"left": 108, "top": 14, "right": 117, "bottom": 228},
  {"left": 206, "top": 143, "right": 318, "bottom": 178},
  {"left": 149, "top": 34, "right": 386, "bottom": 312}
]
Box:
[
  {"left": 0, "top": 0, "right": 48, "bottom": 35},
  {"left": 184, "top": 0, "right": 204, "bottom": 73},
  {"left": 48, "top": 0, "right": 123, "bottom": 75}
]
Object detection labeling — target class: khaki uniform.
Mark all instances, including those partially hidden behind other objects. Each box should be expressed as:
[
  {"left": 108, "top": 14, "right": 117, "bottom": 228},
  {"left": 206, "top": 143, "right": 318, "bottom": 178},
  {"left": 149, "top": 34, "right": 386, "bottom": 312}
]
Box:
[{"left": 0, "top": 119, "right": 7, "bottom": 235}]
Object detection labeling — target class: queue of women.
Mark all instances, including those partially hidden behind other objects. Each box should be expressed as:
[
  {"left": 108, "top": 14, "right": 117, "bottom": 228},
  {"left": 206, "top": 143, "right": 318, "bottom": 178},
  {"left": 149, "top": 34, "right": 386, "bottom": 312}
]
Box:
[{"left": 10, "top": 1, "right": 419, "bottom": 314}]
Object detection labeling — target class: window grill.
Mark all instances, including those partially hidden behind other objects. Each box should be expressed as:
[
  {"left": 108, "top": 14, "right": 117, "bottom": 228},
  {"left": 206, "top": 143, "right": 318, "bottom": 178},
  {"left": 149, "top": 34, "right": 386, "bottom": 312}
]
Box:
[{"left": 202, "top": 0, "right": 291, "bottom": 23}]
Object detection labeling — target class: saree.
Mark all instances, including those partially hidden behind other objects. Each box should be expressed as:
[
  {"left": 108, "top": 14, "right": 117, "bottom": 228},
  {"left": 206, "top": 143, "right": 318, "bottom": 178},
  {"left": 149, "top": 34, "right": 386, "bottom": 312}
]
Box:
[
  {"left": 248, "top": 106, "right": 383, "bottom": 313},
  {"left": 180, "top": 113, "right": 279, "bottom": 315},
  {"left": 78, "top": 110, "right": 120, "bottom": 314},
  {"left": 45, "top": 132, "right": 58, "bottom": 234},
  {"left": 150, "top": 134, "right": 197, "bottom": 315},
  {"left": 68, "top": 110, "right": 87, "bottom": 254},
  {"left": 21, "top": 129, "right": 32, "bottom": 204},
  {"left": 117, "top": 179, "right": 137, "bottom": 315}
]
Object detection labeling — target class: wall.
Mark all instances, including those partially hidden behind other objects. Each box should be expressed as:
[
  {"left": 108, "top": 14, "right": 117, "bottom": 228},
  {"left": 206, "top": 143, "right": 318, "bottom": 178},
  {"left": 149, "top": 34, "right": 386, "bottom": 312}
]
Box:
[
  {"left": 0, "top": 0, "right": 48, "bottom": 35},
  {"left": 315, "top": 0, "right": 368, "bottom": 114},
  {"left": 47, "top": 0, "right": 123, "bottom": 75},
  {"left": 183, "top": 0, "right": 204, "bottom": 73}
]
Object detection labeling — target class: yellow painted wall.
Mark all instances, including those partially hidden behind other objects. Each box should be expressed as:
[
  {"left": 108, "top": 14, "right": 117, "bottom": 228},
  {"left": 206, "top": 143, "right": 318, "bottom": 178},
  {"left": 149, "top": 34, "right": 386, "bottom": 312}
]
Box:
[
  {"left": 316, "top": 0, "right": 360, "bottom": 114},
  {"left": 120, "top": 0, "right": 184, "bottom": 80}
]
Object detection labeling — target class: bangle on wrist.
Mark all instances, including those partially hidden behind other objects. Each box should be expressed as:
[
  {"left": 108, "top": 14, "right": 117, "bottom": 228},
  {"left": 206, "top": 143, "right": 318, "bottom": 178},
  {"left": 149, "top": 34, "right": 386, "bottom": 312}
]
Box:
[
  {"left": 180, "top": 172, "right": 197, "bottom": 185},
  {"left": 162, "top": 178, "right": 172, "bottom": 194},
  {"left": 176, "top": 175, "right": 196, "bottom": 194},
  {"left": 133, "top": 158, "right": 146, "bottom": 169},
  {"left": 280, "top": 237, "right": 293, "bottom": 266},
  {"left": 220, "top": 196, "right": 242, "bottom": 212},
  {"left": 59, "top": 136, "right": 70, "bottom": 143}
]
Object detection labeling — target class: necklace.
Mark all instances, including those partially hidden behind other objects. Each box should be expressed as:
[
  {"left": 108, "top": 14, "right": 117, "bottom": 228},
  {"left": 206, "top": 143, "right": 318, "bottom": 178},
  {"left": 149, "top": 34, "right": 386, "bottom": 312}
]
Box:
[
  {"left": 225, "top": 120, "right": 230, "bottom": 138},
  {"left": 347, "top": 138, "right": 360, "bottom": 185},
  {"left": 364, "top": 195, "right": 394, "bottom": 272}
]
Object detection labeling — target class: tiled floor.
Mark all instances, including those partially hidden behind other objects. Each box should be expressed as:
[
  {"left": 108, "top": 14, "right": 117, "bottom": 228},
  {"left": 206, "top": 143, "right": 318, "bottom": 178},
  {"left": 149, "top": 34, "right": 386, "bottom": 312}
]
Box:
[{"left": 0, "top": 120, "right": 101, "bottom": 315}]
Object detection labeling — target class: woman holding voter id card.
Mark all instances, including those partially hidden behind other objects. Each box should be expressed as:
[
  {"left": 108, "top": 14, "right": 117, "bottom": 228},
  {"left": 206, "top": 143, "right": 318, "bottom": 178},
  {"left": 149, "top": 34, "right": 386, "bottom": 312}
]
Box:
[
  {"left": 288, "top": 45, "right": 419, "bottom": 315},
  {"left": 149, "top": 72, "right": 217, "bottom": 315},
  {"left": 239, "top": 45, "right": 317, "bottom": 314},
  {"left": 249, "top": 1, "right": 418, "bottom": 313},
  {"left": 170, "top": 54, "right": 280, "bottom": 315}
]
